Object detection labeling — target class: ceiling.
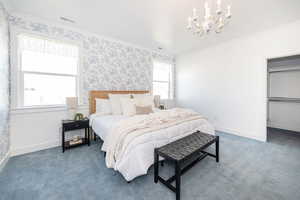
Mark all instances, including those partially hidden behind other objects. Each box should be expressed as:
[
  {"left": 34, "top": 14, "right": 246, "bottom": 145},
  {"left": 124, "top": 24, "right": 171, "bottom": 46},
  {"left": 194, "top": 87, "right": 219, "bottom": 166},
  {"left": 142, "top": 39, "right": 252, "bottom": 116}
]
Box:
[{"left": 2, "top": 0, "right": 300, "bottom": 55}]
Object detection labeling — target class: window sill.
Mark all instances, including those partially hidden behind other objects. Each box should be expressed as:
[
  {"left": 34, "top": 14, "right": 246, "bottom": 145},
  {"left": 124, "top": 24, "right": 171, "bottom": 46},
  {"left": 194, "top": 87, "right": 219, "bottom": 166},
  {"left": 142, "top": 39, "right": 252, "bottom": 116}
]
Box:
[{"left": 11, "top": 105, "right": 89, "bottom": 115}]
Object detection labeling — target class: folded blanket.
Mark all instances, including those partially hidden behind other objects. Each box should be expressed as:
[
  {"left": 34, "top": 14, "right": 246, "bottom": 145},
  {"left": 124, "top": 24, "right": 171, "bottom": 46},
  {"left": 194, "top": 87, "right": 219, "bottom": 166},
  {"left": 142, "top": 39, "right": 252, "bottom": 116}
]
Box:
[{"left": 103, "top": 108, "right": 205, "bottom": 169}]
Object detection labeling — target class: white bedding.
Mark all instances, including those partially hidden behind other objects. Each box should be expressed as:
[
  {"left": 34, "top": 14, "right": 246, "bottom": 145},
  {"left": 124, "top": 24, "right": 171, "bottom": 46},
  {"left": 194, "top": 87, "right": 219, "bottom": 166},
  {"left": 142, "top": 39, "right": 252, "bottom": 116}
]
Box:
[
  {"left": 90, "top": 114, "right": 128, "bottom": 141},
  {"left": 90, "top": 110, "right": 215, "bottom": 181}
]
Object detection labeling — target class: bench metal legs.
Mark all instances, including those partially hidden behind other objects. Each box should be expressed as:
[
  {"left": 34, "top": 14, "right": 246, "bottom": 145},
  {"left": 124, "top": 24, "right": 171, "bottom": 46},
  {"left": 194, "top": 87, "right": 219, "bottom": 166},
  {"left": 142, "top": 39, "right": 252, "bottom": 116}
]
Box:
[
  {"left": 154, "top": 150, "right": 159, "bottom": 183},
  {"left": 154, "top": 149, "right": 182, "bottom": 200},
  {"left": 154, "top": 159, "right": 182, "bottom": 200},
  {"left": 175, "top": 162, "right": 181, "bottom": 200},
  {"left": 216, "top": 136, "right": 219, "bottom": 162}
]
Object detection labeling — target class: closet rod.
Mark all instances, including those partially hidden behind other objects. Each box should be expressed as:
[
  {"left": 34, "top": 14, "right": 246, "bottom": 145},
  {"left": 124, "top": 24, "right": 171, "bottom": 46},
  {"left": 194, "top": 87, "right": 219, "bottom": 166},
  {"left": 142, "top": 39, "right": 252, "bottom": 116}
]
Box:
[
  {"left": 268, "top": 68, "right": 300, "bottom": 73},
  {"left": 268, "top": 97, "right": 300, "bottom": 103}
]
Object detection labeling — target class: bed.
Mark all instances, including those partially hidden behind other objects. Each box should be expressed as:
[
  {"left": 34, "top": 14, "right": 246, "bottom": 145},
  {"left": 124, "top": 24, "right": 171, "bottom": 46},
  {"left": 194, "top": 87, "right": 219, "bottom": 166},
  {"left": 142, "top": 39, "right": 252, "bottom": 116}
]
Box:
[{"left": 89, "top": 90, "right": 215, "bottom": 181}]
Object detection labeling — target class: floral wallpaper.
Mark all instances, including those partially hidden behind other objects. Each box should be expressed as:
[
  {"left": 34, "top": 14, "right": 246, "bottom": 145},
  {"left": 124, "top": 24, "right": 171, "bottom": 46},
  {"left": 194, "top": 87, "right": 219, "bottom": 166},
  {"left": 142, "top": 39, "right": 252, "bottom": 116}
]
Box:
[
  {"left": 0, "top": 2, "right": 10, "bottom": 164},
  {"left": 8, "top": 15, "right": 175, "bottom": 104}
]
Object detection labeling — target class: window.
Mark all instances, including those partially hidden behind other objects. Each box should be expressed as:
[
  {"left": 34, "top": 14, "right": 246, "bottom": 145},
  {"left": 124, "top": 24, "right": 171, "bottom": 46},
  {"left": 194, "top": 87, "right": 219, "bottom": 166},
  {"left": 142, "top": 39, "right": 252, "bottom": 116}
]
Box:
[
  {"left": 17, "top": 34, "right": 79, "bottom": 107},
  {"left": 152, "top": 60, "right": 173, "bottom": 99}
]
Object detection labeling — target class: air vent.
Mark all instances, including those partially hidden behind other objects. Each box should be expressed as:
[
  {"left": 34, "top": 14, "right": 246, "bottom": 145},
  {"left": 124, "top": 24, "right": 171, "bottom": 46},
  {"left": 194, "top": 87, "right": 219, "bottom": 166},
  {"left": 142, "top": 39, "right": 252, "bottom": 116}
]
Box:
[{"left": 60, "top": 17, "right": 75, "bottom": 24}]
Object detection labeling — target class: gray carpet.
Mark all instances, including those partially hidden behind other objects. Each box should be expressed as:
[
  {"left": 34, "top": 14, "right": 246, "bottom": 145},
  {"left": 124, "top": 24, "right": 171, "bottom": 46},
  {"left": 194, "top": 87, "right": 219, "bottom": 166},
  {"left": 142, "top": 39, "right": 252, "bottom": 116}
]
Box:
[{"left": 1, "top": 129, "right": 300, "bottom": 200}]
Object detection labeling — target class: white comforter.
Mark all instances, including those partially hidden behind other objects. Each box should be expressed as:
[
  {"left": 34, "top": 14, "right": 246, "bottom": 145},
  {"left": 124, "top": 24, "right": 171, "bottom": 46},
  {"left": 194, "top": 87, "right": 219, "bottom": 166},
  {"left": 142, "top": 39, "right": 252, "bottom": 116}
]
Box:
[
  {"left": 90, "top": 108, "right": 214, "bottom": 181},
  {"left": 90, "top": 114, "right": 127, "bottom": 141}
]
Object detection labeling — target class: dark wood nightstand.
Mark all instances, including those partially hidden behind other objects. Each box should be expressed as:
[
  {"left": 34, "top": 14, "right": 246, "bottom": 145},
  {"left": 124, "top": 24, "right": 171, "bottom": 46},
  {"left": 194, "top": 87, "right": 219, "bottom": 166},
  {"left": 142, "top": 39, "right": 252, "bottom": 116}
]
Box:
[
  {"left": 62, "top": 119, "right": 90, "bottom": 153},
  {"left": 159, "top": 104, "right": 166, "bottom": 110}
]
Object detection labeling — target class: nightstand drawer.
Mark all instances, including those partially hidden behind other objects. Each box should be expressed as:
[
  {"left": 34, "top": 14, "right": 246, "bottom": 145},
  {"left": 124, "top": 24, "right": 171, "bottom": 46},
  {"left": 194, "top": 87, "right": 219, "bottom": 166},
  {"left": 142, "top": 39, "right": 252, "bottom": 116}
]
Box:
[{"left": 63, "top": 120, "right": 89, "bottom": 131}]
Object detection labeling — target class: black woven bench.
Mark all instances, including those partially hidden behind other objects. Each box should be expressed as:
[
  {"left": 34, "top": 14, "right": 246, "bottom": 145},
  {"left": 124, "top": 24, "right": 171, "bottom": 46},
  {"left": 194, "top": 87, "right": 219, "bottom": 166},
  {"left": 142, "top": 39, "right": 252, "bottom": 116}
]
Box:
[{"left": 154, "top": 131, "right": 219, "bottom": 200}]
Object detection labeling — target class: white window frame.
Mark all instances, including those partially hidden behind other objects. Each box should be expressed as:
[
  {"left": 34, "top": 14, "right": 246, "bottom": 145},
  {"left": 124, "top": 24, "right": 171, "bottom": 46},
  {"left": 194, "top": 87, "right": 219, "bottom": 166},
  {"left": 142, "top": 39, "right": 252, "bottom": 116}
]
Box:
[
  {"left": 11, "top": 29, "right": 82, "bottom": 110},
  {"left": 152, "top": 59, "right": 174, "bottom": 100}
]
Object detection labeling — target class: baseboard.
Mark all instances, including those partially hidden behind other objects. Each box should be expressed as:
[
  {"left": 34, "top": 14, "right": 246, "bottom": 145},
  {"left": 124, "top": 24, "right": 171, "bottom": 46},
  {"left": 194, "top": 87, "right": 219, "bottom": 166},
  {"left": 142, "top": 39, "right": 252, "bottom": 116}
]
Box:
[
  {"left": 0, "top": 151, "right": 10, "bottom": 172},
  {"left": 9, "top": 127, "right": 266, "bottom": 157},
  {"left": 216, "top": 127, "right": 266, "bottom": 142},
  {"left": 267, "top": 126, "right": 300, "bottom": 134},
  {"left": 267, "top": 122, "right": 300, "bottom": 133},
  {"left": 10, "top": 140, "right": 60, "bottom": 157}
]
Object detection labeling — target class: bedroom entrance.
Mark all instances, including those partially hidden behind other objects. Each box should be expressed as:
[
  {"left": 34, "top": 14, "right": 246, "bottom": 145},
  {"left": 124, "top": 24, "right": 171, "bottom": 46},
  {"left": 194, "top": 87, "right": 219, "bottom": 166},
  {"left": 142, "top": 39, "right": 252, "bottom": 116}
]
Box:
[{"left": 267, "top": 54, "right": 300, "bottom": 141}]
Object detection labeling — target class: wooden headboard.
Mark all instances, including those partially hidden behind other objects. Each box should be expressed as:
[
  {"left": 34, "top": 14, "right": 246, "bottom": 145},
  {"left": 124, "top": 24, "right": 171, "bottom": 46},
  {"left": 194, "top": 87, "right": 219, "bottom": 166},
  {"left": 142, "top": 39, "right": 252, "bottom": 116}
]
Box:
[{"left": 89, "top": 90, "right": 149, "bottom": 114}]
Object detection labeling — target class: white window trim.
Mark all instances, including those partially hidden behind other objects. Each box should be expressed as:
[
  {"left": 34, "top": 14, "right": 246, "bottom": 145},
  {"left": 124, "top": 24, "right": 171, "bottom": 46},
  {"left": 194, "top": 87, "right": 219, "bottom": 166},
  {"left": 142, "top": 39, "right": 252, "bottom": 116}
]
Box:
[
  {"left": 10, "top": 28, "right": 83, "bottom": 111},
  {"left": 152, "top": 59, "right": 174, "bottom": 100}
]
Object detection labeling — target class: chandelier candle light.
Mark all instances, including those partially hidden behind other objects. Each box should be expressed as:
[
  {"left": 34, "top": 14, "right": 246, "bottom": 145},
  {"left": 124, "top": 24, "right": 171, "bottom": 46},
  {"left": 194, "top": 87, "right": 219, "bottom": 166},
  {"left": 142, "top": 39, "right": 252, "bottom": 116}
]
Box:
[{"left": 187, "top": 0, "right": 232, "bottom": 36}]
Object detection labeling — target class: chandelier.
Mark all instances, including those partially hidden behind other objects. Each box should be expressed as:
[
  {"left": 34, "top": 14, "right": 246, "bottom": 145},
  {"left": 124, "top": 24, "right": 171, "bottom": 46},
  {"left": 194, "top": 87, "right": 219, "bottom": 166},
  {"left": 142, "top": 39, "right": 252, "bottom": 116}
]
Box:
[{"left": 187, "top": 0, "right": 232, "bottom": 36}]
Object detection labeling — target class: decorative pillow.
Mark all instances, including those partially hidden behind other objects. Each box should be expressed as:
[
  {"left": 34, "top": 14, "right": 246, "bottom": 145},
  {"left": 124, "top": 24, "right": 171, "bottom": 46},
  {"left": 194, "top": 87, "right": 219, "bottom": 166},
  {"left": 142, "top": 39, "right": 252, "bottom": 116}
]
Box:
[
  {"left": 120, "top": 98, "right": 137, "bottom": 116},
  {"left": 108, "top": 94, "right": 131, "bottom": 115},
  {"left": 134, "top": 95, "right": 155, "bottom": 109},
  {"left": 135, "top": 105, "right": 153, "bottom": 115},
  {"left": 132, "top": 93, "right": 150, "bottom": 98},
  {"left": 95, "top": 98, "right": 112, "bottom": 114}
]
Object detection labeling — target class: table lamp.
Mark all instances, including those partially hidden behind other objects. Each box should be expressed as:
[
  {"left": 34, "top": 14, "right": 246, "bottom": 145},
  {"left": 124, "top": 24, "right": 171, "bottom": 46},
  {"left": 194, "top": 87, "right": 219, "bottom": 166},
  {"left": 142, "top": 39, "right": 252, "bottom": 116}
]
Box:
[
  {"left": 154, "top": 95, "right": 160, "bottom": 108},
  {"left": 66, "top": 97, "right": 78, "bottom": 120}
]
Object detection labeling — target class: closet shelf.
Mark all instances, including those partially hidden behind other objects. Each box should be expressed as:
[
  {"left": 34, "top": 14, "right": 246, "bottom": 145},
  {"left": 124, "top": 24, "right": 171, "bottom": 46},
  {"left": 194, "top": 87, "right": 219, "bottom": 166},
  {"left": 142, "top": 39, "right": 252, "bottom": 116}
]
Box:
[{"left": 268, "top": 97, "right": 300, "bottom": 103}]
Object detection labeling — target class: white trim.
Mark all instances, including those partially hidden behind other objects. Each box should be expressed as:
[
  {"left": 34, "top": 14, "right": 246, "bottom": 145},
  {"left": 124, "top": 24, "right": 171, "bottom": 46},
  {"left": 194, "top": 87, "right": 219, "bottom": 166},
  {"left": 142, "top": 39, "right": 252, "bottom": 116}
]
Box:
[
  {"left": 10, "top": 28, "right": 82, "bottom": 109},
  {"left": 22, "top": 70, "right": 77, "bottom": 77},
  {"left": 10, "top": 26, "right": 18, "bottom": 109},
  {"left": 10, "top": 140, "right": 59, "bottom": 157},
  {"left": 0, "top": 151, "right": 10, "bottom": 172},
  {"left": 152, "top": 80, "right": 169, "bottom": 83},
  {"left": 216, "top": 127, "right": 267, "bottom": 142},
  {"left": 8, "top": 128, "right": 266, "bottom": 157},
  {"left": 267, "top": 123, "right": 300, "bottom": 133},
  {"left": 152, "top": 59, "right": 174, "bottom": 100},
  {"left": 10, "top": 104, "right": 88, "bottom": 115},
  {"left": 265, "top": 52, "right": 300, "bottom": 61},
  {"left": 10, "top": 26, "right": 85, "bottom": 50}
]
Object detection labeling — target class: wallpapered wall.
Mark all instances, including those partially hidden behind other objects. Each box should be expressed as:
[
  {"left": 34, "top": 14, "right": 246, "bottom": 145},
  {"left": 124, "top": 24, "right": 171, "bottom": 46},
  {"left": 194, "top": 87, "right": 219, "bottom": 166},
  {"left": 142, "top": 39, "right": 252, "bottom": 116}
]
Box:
[
  {"left": 8, "top": 15, "right": 175, "bottom": 105},
  {"left": 0, "top": 3, "right": 10, "bottom": 164}
]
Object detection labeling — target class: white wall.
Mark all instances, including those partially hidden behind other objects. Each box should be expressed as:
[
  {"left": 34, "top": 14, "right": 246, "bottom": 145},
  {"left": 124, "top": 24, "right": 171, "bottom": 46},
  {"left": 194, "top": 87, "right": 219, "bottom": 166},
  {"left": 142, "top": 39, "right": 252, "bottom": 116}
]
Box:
[
  {"left": 10, "top": 106, "right": 88, "bottom": 156},
  {"left": 176, "top": 19, "right": 300, "bottom": 141}
]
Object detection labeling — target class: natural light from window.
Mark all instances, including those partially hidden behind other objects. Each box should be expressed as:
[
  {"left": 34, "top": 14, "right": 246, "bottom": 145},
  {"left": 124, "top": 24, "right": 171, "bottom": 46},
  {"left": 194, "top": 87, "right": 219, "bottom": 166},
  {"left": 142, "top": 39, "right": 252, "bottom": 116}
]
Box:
[
  {"left": 153, "top": 60, "right": 173, "bottom": 99},
  {"left": 18, "top": 34, "right": 79, "bottom": 107}
]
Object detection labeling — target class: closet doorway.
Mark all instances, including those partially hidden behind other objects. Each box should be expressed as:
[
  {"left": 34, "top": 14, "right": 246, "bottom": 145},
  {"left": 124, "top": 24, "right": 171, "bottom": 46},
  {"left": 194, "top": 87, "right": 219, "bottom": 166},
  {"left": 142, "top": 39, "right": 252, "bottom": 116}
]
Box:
[{"left": 267, "top": 55, "right": 300, "bottom": 141}]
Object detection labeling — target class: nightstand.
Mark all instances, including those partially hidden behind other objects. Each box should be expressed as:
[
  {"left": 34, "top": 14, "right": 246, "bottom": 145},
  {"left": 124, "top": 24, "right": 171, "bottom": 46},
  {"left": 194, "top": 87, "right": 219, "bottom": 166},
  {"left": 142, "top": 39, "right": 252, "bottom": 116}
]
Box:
[
  {"left": 159, "top": 104, "right": 166, "bottom": 110},
  {"left": 62, "top": 119, "right": 90, "bottom": 153}
]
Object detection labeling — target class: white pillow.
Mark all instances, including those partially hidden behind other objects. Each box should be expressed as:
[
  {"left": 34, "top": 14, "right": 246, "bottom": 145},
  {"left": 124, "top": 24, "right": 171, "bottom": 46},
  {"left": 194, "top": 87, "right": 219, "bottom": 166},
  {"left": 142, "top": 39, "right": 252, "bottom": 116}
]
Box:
[
  {"left": 134, "top": 95, "right": 155, "bottom": 109},
  {"left": 120, "top": 98, "right": 137, "bottom": 116},
  {"left": 132, "top": 93, "right": 150, "bottom": 98},
  {"left": 108, "top": 94, "right": 131, "bottom": 115},
  {"left": 95, "top": 98, "right": 112, "bottom": 114}
]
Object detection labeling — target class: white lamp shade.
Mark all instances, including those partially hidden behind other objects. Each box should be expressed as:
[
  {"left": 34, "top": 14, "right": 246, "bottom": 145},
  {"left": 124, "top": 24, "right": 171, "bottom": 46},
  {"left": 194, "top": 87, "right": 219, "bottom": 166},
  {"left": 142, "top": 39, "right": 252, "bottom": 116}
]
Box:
[{"left": 66, "top": 97, "right": 78, "bottom": 109}]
